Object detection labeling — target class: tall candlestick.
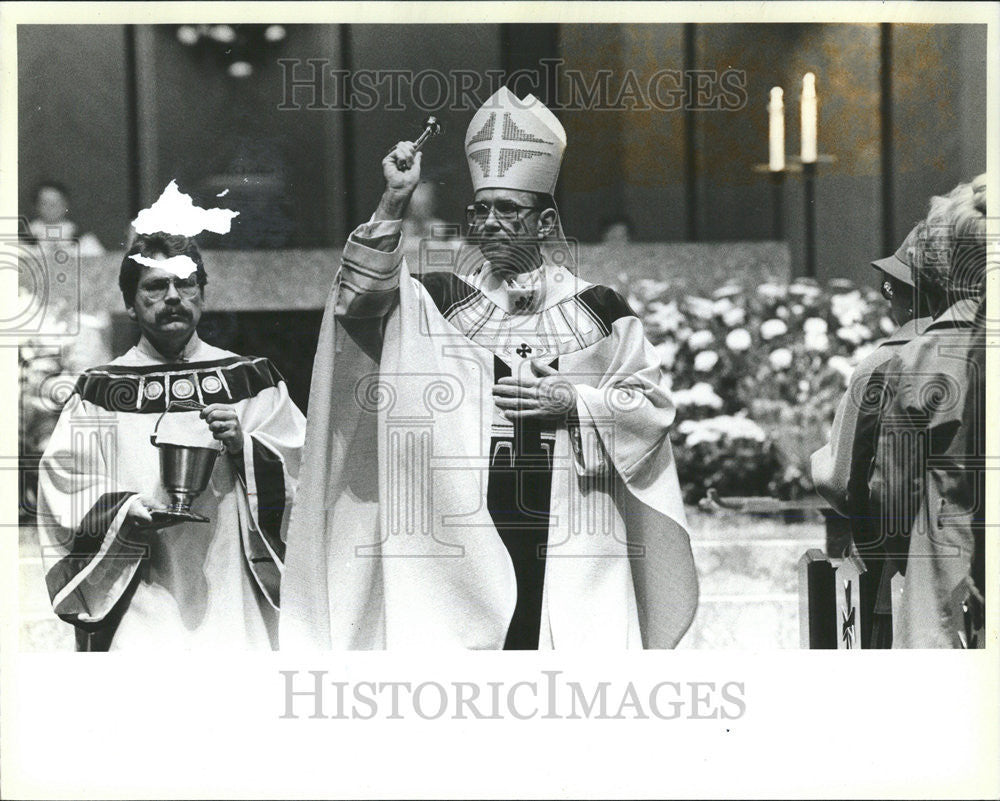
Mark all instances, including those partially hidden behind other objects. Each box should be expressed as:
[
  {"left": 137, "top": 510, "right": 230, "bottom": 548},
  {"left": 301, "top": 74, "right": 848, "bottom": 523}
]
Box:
[
  {"left": 768, "top": 87, "right": 785, "bottom": 172},
  {"left": 770, "top": 170, "right": 785, "bottom": 240},
  {"left": 803, "top": 161, "right": 817, "bottom": 277},
  {"left": 801, "top": 72, "right": 817, "bottom": 164}
]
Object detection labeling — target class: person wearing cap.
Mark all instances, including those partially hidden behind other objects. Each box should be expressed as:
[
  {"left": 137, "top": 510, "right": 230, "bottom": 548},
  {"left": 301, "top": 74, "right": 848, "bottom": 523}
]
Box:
[
  {"left": 811, "top": 224, "right": 932, "bottom": 520},
  {"left": 36, "top": 231, "right": 306, "bottom": 650},
  {"left": 281, "top": 88, "right": 697, "bottom": 650},
  {"left": 868, "top": 176, "right": 987, "bottom": 648},
  {"left": 809, "top": 225, "right": 933, "bottom": 648}
]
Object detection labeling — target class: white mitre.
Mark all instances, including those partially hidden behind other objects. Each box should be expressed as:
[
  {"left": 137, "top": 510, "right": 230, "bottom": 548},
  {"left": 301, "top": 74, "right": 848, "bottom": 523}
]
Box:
[{"left": 464, "top": 87, "right": 566, "bottom": 194}]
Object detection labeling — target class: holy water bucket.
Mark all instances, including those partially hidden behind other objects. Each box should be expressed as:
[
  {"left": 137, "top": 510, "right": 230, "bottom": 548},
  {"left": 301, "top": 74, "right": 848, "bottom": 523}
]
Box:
[{"left": 148, "top": 400, "right": 221, "bottom": 524}]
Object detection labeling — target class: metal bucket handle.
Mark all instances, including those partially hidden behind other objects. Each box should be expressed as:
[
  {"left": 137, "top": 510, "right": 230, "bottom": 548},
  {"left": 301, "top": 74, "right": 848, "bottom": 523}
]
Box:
[{"left": 150, "top": 399, "right": 220, "bottom": 449}]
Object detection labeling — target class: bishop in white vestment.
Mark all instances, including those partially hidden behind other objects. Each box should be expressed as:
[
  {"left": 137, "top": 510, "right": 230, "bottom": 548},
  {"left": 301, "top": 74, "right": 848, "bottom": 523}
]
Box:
[{"left": 281, "top": 88, "right": 697, "bottom": 650}]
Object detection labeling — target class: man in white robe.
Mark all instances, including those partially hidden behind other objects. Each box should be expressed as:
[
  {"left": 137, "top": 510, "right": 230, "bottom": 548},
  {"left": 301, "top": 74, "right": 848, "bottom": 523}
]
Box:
[
  {"left": 37, "top": 232, "right": 306, "bottom": 650},
  {"left": 281, "top": 88, "right": 697, "bottom": 650}
]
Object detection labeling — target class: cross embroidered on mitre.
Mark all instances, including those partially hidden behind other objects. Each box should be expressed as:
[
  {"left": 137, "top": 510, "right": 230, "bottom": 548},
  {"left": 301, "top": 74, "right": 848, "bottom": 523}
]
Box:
[{"left": 464, "top": 87, "right": 567, "bottom": 195}]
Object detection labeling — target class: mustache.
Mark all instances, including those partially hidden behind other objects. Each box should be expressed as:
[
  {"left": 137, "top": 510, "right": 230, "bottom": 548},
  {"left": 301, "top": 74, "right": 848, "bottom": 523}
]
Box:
[{"left": 156, "top": 308, "right": 192, "bottom": 322}]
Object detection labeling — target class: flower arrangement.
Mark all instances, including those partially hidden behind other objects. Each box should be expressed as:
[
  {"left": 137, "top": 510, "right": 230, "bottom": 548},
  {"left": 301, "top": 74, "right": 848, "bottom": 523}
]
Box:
[
  {"left": 18, "top": 288, "right": 111, "bottom": 521},
  {"left": 20, "top": 344, "right": 71, "bottom": 522},
  {"left": 620, "top": 274, "right": 892, "bottom": 504}
]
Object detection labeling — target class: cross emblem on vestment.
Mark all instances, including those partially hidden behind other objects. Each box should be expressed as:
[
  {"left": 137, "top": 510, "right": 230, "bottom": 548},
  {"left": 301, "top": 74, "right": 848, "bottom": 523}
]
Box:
[
  {"left": 841, "top": 579, "right": 856, "bottom": 648},
  {"left": 516, "top": 343, "right": 532, "bottom": 358}
]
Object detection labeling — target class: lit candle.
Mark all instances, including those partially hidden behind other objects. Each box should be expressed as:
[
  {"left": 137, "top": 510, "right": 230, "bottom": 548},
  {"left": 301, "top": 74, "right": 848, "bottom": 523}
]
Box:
[
  {"left": 768, "top": 87, "right": 785, "bottom": 172},
  {"left": 801, "top": 72, "right": 817, "bottom": 164}
]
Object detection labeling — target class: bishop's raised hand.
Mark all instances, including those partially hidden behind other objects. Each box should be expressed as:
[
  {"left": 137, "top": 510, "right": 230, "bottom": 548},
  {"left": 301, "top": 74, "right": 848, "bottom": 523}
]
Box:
[{"left": 376, "top": 141, "right": 422, "bottom": 221}]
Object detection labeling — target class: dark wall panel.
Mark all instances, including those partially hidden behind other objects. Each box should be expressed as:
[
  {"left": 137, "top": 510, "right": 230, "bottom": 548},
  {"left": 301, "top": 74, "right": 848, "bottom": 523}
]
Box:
[
  {"left": 142, "top": 24, "right": 344, "bottom": 250},
  {"left": 891, "top": 24, "right": 987, "bottom": 246},
  {"left": 18, "top": 25, "right": 130, "bottom": 249},
  {"left": 557, "top": 24, "right": 688, "bottom": 244},
  {"left": 957, "top": 25, "right": 988, "bottom": 181},
  {"left": 346, "top": 24, "right": 502, "bottom": 234}
]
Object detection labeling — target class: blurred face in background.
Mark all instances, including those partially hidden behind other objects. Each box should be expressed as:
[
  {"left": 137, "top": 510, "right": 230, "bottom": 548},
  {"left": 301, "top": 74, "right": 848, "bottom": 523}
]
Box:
[
  {"left": 601, "top": 222, "right": 631, "bottom": 244},
  {"left": 36, "top": 187, "right": 69, "bottom": 225}
]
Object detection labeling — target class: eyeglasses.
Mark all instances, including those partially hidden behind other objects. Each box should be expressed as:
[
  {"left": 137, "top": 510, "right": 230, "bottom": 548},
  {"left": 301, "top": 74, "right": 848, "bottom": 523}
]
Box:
[
  {"left": 880, "top": 280, "right": 894, "bottom": 301},
  {"left": 139, "top": 275, "right": 201, "bottom": 301},
  {"left": 465, "top": 200, "right": 540, "bottom": 226}
]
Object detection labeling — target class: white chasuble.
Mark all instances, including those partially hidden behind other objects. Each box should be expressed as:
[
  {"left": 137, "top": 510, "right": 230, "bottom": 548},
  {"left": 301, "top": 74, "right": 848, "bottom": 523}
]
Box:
[{"left": 281, "top": 222, "right": 697, "bottom": 650}]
